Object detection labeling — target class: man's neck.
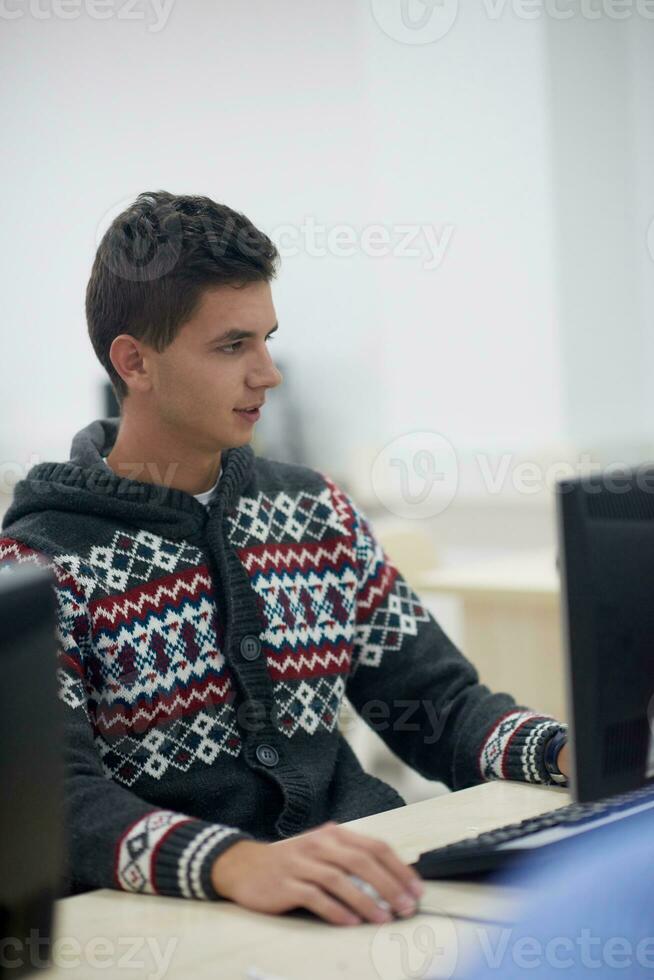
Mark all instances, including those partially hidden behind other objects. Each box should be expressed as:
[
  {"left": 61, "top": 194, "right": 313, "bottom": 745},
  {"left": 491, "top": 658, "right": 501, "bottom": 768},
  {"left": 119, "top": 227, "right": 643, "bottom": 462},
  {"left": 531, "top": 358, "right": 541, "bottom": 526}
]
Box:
[{"left": 105, "top": 412, "right": 223, "bottom": 496}]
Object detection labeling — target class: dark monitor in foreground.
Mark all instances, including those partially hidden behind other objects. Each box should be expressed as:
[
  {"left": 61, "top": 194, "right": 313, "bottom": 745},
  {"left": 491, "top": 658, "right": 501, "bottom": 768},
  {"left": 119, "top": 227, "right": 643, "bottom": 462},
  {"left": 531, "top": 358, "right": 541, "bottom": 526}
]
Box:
[
  {"left": 557, "top": 466, "right": 654, "bottom": 803},
  {"left": 0, "top": 563, "right": 63, "bottom": 978}
]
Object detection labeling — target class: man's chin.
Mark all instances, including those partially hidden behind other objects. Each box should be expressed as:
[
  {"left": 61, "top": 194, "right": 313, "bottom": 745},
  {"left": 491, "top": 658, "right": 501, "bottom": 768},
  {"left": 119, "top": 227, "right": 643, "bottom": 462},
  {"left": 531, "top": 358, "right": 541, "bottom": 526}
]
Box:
[
  {"left": 229, "top": 435, "right": 253, "bottom": 449},
  {"left": 223, "top": 425, "right": 254, "bottom": 449}
]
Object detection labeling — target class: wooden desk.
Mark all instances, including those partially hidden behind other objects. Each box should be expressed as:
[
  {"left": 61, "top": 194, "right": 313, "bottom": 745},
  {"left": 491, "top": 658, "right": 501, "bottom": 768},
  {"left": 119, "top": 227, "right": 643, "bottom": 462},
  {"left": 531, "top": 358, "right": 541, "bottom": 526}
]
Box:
[
  {"left": 46, "top": 782, "right": 570, "bottom": 980},
  {"left": 417, "top": 549, "right": 566, "bottom": 722}
]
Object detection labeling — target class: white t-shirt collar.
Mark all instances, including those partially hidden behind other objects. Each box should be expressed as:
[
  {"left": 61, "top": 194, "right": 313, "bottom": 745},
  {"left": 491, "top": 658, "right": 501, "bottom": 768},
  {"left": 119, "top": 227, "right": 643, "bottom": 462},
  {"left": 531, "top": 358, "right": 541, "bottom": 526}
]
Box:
[{"left": 101, "top": 456, "right": 222, "bottom": 507}]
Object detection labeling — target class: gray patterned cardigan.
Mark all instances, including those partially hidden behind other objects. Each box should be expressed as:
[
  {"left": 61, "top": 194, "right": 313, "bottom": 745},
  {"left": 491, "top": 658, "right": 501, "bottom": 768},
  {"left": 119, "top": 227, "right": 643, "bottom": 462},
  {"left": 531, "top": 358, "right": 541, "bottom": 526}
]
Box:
[{"left": 0, "top": 418, "right": 566, "bottom": 901}]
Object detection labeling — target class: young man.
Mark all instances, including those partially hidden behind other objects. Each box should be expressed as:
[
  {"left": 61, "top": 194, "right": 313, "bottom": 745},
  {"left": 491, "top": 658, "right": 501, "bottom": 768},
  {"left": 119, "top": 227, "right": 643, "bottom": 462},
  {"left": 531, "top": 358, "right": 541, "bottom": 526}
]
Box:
[{"left": 1, "top": 191, "right": 569, "bottom": 928}]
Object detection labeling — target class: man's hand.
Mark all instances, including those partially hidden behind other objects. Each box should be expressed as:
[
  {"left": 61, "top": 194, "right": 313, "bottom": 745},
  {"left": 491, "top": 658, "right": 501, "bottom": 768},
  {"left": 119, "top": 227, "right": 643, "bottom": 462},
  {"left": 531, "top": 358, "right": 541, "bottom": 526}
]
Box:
[
  {"left": 557, "top": 741, "right": 570, "bottom": 778},
  {"left": 210, "top": 820, "right": 424, "bottom": 926}
]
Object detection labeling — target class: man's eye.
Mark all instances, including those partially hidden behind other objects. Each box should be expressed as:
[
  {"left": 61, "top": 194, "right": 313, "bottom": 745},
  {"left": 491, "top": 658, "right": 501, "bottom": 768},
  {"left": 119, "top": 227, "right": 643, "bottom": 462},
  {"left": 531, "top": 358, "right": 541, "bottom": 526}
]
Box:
[{"left": 219, "top": 335, "right": 276, "bottom": 355}]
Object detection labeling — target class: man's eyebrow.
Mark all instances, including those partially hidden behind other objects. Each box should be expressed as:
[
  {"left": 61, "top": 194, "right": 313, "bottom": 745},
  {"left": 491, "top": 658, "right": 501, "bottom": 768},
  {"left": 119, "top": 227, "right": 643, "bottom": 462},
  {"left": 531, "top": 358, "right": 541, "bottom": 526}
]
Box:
[{"left": 208, "top": 323, "right": 279, "bottom": 344}]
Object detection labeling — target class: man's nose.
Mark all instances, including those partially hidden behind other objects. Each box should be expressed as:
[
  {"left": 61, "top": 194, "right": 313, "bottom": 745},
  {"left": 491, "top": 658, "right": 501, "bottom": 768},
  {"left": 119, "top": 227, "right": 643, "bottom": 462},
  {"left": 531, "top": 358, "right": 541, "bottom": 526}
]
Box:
[{"left": 250, "top": 349, "right": 283, "bottom": 390}]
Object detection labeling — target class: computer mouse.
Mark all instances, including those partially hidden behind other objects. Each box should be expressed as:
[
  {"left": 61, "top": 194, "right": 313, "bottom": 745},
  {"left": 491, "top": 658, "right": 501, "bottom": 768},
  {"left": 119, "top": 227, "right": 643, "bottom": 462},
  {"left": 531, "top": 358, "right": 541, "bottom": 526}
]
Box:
[{"left": 284, "top": 874, "right": 399, "bottom": 921}]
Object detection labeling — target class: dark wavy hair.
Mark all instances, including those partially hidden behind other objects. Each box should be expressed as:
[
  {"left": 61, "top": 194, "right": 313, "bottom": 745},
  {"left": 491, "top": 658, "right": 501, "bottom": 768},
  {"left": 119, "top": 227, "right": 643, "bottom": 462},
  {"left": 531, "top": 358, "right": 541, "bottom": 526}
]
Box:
[{"left": 86, "top": 191, "right": 280, "bottom": 403}]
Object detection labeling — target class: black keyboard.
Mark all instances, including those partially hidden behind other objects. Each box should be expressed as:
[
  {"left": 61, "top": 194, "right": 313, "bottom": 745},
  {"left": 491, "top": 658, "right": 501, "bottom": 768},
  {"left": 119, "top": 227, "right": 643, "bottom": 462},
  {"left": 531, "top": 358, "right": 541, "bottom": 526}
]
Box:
[{"left": 413, "top": 783, "right": 654, "bottom": 879}]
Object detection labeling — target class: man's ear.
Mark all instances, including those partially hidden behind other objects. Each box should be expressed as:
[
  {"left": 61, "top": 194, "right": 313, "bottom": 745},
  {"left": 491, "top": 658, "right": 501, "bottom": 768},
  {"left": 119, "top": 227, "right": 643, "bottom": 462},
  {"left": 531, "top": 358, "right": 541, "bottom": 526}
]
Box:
[{"left": 109, "top": 335, "right": 153, "bottom": 395}]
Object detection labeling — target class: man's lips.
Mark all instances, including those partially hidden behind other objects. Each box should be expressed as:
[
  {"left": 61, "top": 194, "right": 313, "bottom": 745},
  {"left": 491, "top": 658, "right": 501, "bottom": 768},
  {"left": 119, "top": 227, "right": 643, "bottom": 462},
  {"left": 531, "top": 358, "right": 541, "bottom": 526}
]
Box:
[{"left": 234, "top": 404, "right": 262, "bottom": 423}]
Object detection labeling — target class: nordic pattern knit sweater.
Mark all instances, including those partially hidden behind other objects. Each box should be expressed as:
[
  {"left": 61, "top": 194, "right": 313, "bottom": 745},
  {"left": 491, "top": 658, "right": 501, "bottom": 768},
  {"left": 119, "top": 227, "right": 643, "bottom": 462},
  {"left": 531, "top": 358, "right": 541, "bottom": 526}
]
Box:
[{"left": 0, "top": 419, "right": 566, "bottom": 902}]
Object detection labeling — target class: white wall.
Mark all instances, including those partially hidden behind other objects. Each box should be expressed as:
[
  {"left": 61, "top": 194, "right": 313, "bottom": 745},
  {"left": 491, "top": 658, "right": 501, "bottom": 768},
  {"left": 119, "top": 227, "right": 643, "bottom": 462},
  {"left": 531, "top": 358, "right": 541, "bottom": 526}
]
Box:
[
  {"left": 545, "top": 13, "right": 653, "bottom": 464},
  {"left": 364, "top": 8, "right": 563, "bottom": 456},
  {"left": 1, "top": 1, "right": 652, "bottom": 524},
  {"left": 0, "top": 0, "right": 372, "bottom": 471}
]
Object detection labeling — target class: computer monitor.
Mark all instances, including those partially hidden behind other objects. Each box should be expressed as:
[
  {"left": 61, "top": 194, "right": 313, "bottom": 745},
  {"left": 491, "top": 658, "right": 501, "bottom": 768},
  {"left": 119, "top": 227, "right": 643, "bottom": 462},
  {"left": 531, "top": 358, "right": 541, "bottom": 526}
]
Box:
[
  {"left": 0, "top": 563, "right": 64, "bottom": 979},
  {"left": 557, "top": 466, "right": 654, "bottom": 804}
]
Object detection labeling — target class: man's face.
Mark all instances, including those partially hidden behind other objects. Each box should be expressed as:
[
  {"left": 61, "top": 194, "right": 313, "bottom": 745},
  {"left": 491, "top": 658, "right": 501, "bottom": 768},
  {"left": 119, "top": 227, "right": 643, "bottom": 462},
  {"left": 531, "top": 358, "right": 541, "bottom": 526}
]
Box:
[{"left": 145, "top": 280, "right": 282, "bottom": 452}]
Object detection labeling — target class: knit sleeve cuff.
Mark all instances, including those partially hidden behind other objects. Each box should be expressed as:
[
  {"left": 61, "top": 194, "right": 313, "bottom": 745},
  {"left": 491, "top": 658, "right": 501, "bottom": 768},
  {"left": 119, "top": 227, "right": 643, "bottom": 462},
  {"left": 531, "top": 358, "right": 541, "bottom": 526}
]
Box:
[
  {"left": 478, "top": 710, "right": 568, "bottom": 785},
  {"left": 114, "top": 809, "right": 253, "bottom": 901}
]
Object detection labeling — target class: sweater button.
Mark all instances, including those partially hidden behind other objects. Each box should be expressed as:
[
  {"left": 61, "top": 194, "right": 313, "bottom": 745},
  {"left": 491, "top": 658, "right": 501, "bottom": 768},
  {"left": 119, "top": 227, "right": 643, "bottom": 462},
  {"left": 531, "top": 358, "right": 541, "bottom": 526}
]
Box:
[
  {"left": 240, "top": 635, "right": 261, "bottom": 661},
  {"left": 256, "top": 744, "right": 279, "bottom": 767}
]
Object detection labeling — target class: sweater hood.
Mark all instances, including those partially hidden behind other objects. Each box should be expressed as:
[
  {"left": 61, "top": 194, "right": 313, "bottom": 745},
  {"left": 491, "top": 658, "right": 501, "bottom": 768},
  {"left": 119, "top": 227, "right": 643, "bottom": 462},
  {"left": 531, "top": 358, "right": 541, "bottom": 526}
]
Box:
[{"left": 2, "top": 418, "right": 255, "bottom": 541}]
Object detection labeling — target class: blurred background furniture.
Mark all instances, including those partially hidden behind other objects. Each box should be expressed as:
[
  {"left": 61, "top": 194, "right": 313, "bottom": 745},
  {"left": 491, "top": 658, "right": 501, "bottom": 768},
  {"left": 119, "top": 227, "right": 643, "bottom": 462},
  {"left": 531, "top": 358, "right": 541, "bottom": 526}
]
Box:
[{"left": 417, "top": 547, "right": 565, "bottom": 722}]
